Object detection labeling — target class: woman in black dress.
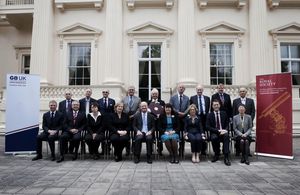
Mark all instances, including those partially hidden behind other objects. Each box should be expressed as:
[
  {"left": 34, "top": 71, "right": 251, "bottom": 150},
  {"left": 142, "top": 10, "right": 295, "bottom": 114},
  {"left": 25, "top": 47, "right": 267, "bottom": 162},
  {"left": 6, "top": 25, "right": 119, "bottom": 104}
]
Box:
[{"left": 109, "top": 102, "right": 130, "bottom": 162}]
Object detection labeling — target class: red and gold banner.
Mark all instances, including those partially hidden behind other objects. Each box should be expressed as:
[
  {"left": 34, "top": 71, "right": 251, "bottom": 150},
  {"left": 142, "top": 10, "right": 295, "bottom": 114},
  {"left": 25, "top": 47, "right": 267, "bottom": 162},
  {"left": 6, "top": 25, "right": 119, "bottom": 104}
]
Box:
[{"left": 256, "top": 73, "right": 293, "bottom": 159}]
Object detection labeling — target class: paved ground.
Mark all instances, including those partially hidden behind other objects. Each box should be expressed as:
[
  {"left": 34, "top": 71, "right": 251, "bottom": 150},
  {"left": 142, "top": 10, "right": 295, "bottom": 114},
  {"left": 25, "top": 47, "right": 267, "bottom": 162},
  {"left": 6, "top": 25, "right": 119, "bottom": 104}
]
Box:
[{"left": 0, "top": 136, "right": 300, "bottom": 195}]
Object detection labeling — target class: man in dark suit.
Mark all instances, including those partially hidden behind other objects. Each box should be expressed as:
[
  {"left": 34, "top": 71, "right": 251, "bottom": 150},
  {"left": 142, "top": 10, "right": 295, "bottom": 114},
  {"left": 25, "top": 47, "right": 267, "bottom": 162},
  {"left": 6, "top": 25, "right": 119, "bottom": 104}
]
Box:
[
  {"left": 122, "top": 85, "right": 141, "bottom": 155},
  {"left": 58, "top": 91, "right": 73, "bottom": 116},
  {"left": 32, "top": 100, "right": 64, "bottom": 161},
  {"left": 211, "top": 83, "right": 232, "bottom": 119},
  {"left": 169, "top": 83, "right": 189, "bottom": 156},
  {"left": 190, "top": 84, "right": 210, "bottom": 155},
  {"left": 206, "top": 99, "right": 231, "bottom": 166},
  {"left": 79, "top": 88, "right": 97, "bottom": 116},
  {"left": 57, "top": 100, "right": 86, "bottom": 163},
  {"left": 133, "top": 102, "right": 156, "bottom": 164},
  {"left": 232, "top": 87, "right": 256, "bottom": 156},
  {"left": 98, "top": 89, "right": 116, "bottom": 155},
  {"left": 147, "top": 88, "right": 165, "bottom": 156}
]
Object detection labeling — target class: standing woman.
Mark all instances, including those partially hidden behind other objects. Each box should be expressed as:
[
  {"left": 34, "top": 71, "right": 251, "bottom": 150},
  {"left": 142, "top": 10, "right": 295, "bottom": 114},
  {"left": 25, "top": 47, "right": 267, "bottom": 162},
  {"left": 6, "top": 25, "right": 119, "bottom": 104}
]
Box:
[
  {"left": 158, "top": 103, "right": 180, "bottom": 163},
  {"left": 184, "top": 104, "right": 204, "bottom": 163},
  {"left": 109, "top": 102, "right": 130, "bottom": 162},
  {"left": 85, "top": 102, "right": 105, "bottom": 160}
]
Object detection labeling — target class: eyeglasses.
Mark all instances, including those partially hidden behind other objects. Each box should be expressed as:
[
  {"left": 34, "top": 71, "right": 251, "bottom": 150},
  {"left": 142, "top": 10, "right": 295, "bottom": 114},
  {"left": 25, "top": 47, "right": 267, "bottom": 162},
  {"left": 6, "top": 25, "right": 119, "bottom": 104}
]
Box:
[{"left": 102, "top": 91, "right": 108, "bottom": 93}]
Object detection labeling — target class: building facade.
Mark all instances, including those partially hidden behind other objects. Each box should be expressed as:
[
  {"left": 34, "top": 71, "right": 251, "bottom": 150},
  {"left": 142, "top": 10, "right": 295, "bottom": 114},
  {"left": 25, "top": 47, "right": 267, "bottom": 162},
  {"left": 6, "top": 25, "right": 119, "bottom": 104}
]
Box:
[{"left": 0, "top": 0, "right": 300, "bottom": 134}]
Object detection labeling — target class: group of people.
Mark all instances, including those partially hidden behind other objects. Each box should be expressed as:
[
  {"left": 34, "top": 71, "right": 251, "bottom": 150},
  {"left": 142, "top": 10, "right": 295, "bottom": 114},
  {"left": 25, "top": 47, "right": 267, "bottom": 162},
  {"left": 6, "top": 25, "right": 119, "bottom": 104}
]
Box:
[{"left": 32, "top": 83, "right": 255, "bottom": 166}]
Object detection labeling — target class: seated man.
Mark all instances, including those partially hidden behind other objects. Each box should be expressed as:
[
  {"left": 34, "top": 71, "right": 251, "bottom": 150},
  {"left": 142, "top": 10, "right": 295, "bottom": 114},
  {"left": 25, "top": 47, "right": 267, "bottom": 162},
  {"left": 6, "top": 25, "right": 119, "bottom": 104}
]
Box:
[
  {"left": 133, "top": 102, "right": 155, "bottom": 164},
  {"left": 57, "top": 100, "right": 86, "bottom": 163},
  {"left": 206, "top": 99, "right": 231, "bottom": 166},
  {"left": 32, "top": 100, "right": 64, "bottom": 161},
  {"left": 233, "top": 104, "right": 253, "bottom": 165}
]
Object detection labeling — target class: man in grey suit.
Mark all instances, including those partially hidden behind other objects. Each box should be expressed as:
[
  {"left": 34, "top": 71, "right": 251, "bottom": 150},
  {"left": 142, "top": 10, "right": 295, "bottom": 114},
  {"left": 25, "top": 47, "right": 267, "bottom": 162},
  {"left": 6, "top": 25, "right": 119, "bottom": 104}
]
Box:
[
  {"left": 233, "top": 104, "right": 252, "bottom": 165},
  {"left": 232, "top": 87, "right": 255, "bottom": 156},
  {"left": 169, "top": 83, "right": 190, "bottom": 156},
  {"left": 122, "top": 86, "right": 141, "bottom": 155},
  {"left": 133, "top": 102, "right": 155, "bottom": 164}
]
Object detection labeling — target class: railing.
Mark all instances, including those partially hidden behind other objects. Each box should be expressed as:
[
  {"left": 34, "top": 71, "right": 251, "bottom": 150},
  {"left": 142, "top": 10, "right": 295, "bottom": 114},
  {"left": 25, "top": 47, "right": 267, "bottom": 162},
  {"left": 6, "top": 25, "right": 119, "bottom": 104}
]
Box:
[{"left": 0, "top": 0, "right": 34, "bottom": 6}]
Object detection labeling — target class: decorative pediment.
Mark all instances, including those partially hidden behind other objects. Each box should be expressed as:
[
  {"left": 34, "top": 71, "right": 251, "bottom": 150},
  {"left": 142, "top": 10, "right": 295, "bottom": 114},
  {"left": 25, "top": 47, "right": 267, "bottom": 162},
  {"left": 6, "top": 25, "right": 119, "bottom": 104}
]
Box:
[
  {"left": 127, "top": 22, "right": 174, "bottom": 36},
  {"left": 199, "top": 21, "right": 245, "bottom": 35},
  {"left": 268, "top": 0, "right": 300, "bottom": 9},
  {"left": 55, "top": 0, "right": 104, "bottom": 11},
  {"left": 57, "top": 23, "right": 102, "bottom": 36},
  {"left": 269, "top": 22, "right": 300, "bottom": 35},
  {"left": 126, "top": 0, "right": 174, "bottom": 10},
  {"left": 197, "top": 0, "right": 246, "bottom": 9}
]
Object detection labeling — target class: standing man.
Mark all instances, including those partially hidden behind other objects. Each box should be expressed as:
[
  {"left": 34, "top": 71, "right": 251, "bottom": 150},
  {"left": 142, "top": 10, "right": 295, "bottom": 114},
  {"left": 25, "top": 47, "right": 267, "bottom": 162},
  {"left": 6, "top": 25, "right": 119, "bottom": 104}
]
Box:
[
  {"left": 32, "top": 100, "right": 64, "bottom": 161},
  {"left": 211, "top": 83, "right": 232, "bottom": 120},
  {"left": 58, "top": 91, "right": 73, "bottom": 116},
  {"left": 148, "top": 88, "right": 165, "bottom": 156},
  {"left": 133, "top": 102, "right": 156, "bottom": 164},
  {"left": 98, "top": 89, "right": 116, "bottom": 155},
  {"left": 169, "top": 83, "right": 189, "bottom": 156},
  {"left": 79, "top": 88, "right": 97, "bottom": 116},
  {"left": 122, "top": 86, "right": 141, "bottom": 155},
  {"left": 57, "top": 100, "right": 86, "bottom": 163},
  {"left": 190, "top": 84, "right": 210, "bottom": 155},
  {"left": 232, "top": 87, "right": 255, "bottom": 156},
  {"left": 206, "top": 100, "right": 231, "bottom": 166}
]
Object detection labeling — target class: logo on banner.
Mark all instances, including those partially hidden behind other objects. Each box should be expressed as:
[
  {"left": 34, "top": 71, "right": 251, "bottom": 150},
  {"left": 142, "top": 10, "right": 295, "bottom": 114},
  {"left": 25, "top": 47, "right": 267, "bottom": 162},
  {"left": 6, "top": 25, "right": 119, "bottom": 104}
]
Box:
[{"left": 8, "top": 75, "right": 27, "bottom": 87}]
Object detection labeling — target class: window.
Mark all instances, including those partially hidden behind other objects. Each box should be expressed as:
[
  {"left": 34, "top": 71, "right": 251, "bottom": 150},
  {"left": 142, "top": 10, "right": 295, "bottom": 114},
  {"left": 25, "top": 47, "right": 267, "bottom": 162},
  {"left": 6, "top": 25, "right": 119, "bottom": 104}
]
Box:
[
  {"left": 210, "top": 43, "right": 233, "bottom": 85},
  {"left": 280, "top": 43, "right": 300, "bottom": 85},
  {"left": 138, "top": 44, "right": 161, "bottom": 101},
  {"left": 21, "top": 55, "right": 30, "bottom": 74},
  {"left": 68, "top": 43, "right": 91, "bottom": 85}
]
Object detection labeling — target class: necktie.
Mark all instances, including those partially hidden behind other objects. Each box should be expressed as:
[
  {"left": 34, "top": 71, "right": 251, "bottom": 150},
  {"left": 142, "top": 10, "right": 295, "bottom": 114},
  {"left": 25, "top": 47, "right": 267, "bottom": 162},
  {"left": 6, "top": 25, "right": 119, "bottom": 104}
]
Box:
[
  {"left": 199, "top": 96, "right": 204, "bottom": 114},
  {"left": 241, "top": 116, "right": 244, "bottom": 133},
  {"left": 129, "top": 96, "right": 133, "bottom": 111},
  {"left": 220, "top": 94, "right": 224, "bottom": 105},
  {"left": 142, "top": 113, "right": 148, "bottom": 132},
  {"left": 179, "top": 95, "right": 183, "bottom": 112},
  {"left": 85, "top": 99, "right": 90, "bottom": 115},
  {"left": 73, "top": 111, "right": 77, "bottom": 124},
  {"left": 104, "top": 98, "right": 107, "bottom": 108},
  {"left": 67, "top": 100, "right": 72, "bottom": 113},
  {"left": 216, "top": 112, "right": 221, "bottom": 130},
  {"left": 51, "top": 112, "right": 54, "bottom": 118}
]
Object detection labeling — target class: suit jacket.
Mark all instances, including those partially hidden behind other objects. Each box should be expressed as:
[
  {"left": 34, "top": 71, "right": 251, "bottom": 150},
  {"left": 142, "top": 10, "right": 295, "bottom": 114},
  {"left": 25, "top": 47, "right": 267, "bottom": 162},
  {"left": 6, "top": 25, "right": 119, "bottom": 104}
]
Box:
[
  {"left": 109, "top": 112, "right": 130, "bottom": 135},
  {"left": 158, "top": 113, "right": 179, "bottom": 134},
  {"left": 86, "top": 113, "right": 104, "bottom": 135},
  {"left": 232, "top": 97, "right": 255, "bottom": 121},
  {"left": 233, "top": 114, "right": 252, "bottom": 137},
  {"left": 64, "top": 111, "right": 86, "bottom": 133},
  {"left": 79, "top": 97, "right": 97, "bottom": 114},
  {"left": 206, "top": 111, "right": 229, "bottom": 135},
  {"left": 98, "top": 97, "right": 116, "bottom": 114},
  {"left": 133, "top": 112, "right": 155, "bottom": 134},
  {"left": 58, "top": 99, "right": 74, "bottom": 116},
  {"left": 169, "top": 94, "right": 190, "bottom": 114},
  {"left": 184, "top": 115, "right": 203, "bottom": 134},
  {"left": 190, "top": 95, "right": 210, "bottom": 114},
  {"left": 42, "top": 111, "right": 64, "bottom": 134},
  {"left": 211, "top": 93, "right": 232, "bottom": 118},
  {"left": 122, "top": 95, "right": 141, "bottom": 116}
]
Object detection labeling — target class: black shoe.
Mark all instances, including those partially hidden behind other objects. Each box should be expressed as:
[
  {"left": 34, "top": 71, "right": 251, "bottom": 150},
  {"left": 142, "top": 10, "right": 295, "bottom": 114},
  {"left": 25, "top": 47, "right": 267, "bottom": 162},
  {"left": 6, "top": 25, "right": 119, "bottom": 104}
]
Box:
[
  {"left": 224, "top": 158, "right": 231, "bottom": 166},
  {"left": 147, "top": 157, "right": 152, "bottom": 164},
  {"left": 114, "top": 155, "right": 121, "bottom": 162},
  {"left": 245, "top": 160, "right": 250, "bottom": 165},
  {"left": 32, "top": 155, "right": 42, "bottom": 161},
  {"left": 72, "top": 154, "right": 78, "bottom": 161},
  {"left": 51, "top": 156, "right": 56, "bottom": 161},
  {"left": 211, "top": 155, "right": 219, "bottom": 163},
  {"left": 134, "top": 156, "right": 140, "bottom": 164},
  {"left": 248, "top": 154, "right": 252, "bottom": 157},
  {"left": 174, "top": 156, "right": 179, "bottom": 164},
  {"left": 56, "top": 156, "right": 64, "bottom": 163},
  {"left": 240, "top": 157, "right": 245, "bottom": 164}
]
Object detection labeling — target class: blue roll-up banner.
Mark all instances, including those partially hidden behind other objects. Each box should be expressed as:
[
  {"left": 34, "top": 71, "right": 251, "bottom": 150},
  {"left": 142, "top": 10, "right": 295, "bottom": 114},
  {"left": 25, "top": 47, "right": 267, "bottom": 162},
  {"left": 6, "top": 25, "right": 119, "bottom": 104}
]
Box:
[{"left": 5, "top": 74, "right": 40, "bottom": 154}]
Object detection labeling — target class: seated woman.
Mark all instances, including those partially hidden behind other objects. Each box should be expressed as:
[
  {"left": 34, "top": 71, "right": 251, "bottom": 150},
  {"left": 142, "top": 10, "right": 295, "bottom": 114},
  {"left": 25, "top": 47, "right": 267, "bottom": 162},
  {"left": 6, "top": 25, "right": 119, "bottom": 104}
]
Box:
[
  {"left": 184, "top": 104, "right": 204, "bottom": 163},
  {"left": 85, "top": 102, "right": 105, "bottom": 160},
  {"left": 158, "top": 103, "right": 179, "bottom": 163},
  {"left": 233, "top": 104, "right": 252, "bottom": 165},
  {"left": 109, "top": 102, "right": 130, "bottom": 162}
]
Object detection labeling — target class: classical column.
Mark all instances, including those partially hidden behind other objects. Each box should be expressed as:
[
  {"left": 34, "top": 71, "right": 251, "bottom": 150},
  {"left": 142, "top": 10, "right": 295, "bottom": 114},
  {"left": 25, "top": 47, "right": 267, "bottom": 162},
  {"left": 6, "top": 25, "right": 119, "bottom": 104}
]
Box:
[
  {"left": 103, "top": 0, "right": 123, "bottom": 85},
  {"left": 30, "top": 0, "right": 54, "bottom": 86},
  {"left": 249, "top": 0, "right": 271, "bottom": 83},
  {"left": 177, "top": 0, "right": 197, "bottom": 85}
]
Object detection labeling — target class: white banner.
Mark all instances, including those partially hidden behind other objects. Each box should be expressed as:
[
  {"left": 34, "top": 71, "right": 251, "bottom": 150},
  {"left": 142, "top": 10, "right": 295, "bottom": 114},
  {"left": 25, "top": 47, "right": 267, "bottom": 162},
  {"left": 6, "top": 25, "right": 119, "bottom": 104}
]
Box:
[{"left": 5, "top": 74, "right": 40, "bottom": 154}]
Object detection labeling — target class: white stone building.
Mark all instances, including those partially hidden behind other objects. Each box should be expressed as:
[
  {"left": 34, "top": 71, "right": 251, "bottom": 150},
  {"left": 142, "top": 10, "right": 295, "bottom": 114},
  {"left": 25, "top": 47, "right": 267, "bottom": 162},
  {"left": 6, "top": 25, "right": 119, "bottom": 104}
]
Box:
[{"left": 0, "top": 0, "right": 300, "bottom": 134}]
